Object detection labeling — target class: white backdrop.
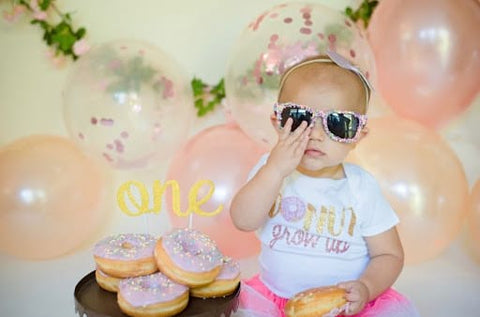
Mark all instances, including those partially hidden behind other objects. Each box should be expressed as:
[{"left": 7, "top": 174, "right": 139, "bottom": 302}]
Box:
[{"left": 0, "top": 1, "right": 479, "bottom": 316}]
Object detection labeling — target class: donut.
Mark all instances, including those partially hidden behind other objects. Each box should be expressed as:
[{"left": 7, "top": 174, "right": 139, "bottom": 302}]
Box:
[
  {"left": 284, "top": 286, "right": 348, "bottom": 317},
  {"left": 190, "top": 256, "right": 241, "bottom": 298},
  {"left": 117, "top": 272, "right": 189, "bottom": 317},
  {"left": 93, "top": 233, "right": 158, "bottom": 278},
  {"left": 95, "top": 268, "right": 122, "bottom": 292},
  {"left": 154, "top": 228, "right": 223, "bottom": 287}
]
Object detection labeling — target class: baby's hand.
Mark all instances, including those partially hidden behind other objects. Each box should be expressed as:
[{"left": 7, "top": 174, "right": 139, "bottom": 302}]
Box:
[
  {"left": 337, "top": 280, "right": 369, "bottom": 315},
  {"left": 267, "top": 117, "right": 311, "bottom": 178}
]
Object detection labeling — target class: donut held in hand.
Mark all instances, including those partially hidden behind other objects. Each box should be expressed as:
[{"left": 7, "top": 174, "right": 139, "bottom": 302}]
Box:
[
  {"left": 94, "top": 233, "right": 158, "bottom": 278},
  {"left": 154, "top": 228, "right": 223, "bottom": 287},
  {"left": 285, "top": 286, "right": 348, "bottom": 317}
]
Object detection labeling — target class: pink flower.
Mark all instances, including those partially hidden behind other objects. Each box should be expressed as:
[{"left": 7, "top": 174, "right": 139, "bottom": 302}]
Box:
[
  {"left": 46, "top": 49, "right": 66, "bottom": 69},
  {"left": 32, "top": 10, "right": 47, "bottom": 20},
  {"left": 29, "top": 0, "right": 47, "bottom": 21},
  {"left": 29, "top": 0, "right": 40, "bottom": 11},
  {"left": 2, "top": 5, "right": 26, "bottom": 23},
  {"left": 73, "top": 39, "right": 90, "bottom": 56}
]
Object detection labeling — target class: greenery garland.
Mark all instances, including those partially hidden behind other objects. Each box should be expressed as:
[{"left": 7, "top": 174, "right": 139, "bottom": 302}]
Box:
[
  {"left": 3, "top": 0, "right": 377, "bottom": 117},
  {"left": 345, "top": 0, "right": 378, "bottom": 28},
  {"left": 6, "top": 0, "right": 87, "bottom": 60}
]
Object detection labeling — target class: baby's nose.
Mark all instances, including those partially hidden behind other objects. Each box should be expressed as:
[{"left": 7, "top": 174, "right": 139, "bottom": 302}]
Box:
[{"left": 309, "top": 121, "right": 326, "bottom": 141}]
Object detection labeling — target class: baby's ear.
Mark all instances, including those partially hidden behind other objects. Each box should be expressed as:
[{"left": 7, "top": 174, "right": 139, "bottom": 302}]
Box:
[
  {"left": 359, "top": 125, "right": 369, "bottom": 141},
  {"left": 352, "top": 126, "right": 369, "bottom": 150}
]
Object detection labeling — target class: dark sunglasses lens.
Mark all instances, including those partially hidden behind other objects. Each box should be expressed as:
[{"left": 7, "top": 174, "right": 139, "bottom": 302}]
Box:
[
  {"left": 326, "top": 113, "right": 360, "bottom": 139},
  {"left": 280, "top": 107, "right": 312, "bottom": 131}
]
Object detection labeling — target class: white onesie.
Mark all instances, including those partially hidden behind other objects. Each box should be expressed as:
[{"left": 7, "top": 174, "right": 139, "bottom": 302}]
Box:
[{"left": 249, "top": 154, "right": 399, "bottom": 298}]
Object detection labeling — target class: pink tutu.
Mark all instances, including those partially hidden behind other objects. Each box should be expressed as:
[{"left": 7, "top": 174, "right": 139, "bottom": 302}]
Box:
[{"left": 234, "top": 275, "right": 420, "bottom": 317}]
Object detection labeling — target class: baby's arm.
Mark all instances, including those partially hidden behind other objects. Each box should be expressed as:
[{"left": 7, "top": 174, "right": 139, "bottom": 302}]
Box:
[
  {"left": 338, "top": 227, "right": 404, "bottom": 315},
  {"left": 230, "top": 118, "right": 311, "bottom": 231}
]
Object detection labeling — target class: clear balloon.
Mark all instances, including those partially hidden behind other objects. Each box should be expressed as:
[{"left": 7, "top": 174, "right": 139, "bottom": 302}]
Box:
[
  {"left": 166, "top": 124, "right": 265, "bottom": 259},
  {"left": 0, "top": 135, "right": 108, "bottom": 260},
  {"left": 63, "top": 39, "right": 195, "bottom": 169},
  {"left": 225, "top": 2, "right": 375, "bottom": 149},
  {"left": 350, "top": 117, "right": 469, "bottom": 264},
  {"left": 368, "top": 0, "right": 480, "bottom": 129},
  {"left": 466, "top": 180, "right": 480, "bottom": 264}
]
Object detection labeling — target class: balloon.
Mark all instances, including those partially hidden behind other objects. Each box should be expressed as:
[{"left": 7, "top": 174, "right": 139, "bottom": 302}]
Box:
[
  {"left": 166, "top": 124, "right": 265, "bottom": 259},
  {"left": 0, "top": 135, "right": 108, "bottom": 260},
  {"left": 63, "top": 39, "right": 195, "bottom": 170},
  {"left": 466, "top": 180, "right": 480, "bottom": 264},
  {"left": 350, "top": 117, "right": 469, "bottom": 264},
  {"left": 440, "top": 98, "right": 480, "bottom": 186},
  {"left": 225, "top": 2, "right": 375, "bottom": 149},
  {"left": 368, "top": 0, "right": 480, "bottom": 129}
]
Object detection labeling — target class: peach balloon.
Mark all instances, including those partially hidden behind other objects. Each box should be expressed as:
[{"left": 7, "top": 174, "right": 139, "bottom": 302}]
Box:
[
  {"left": 368, "top": 0, "right": 480, "bottom": 128},
  {"left": 351, "top": 117, "right": 469, "bottom": 264},
  {"left": 166, "top": 124, "right": 265, "bottom": 259},
  {"left": 466, "top": 180, "right": 480, "bottom": 264},
  {"left": 0, "top": 135, "right": 108, "bottom": 260}
]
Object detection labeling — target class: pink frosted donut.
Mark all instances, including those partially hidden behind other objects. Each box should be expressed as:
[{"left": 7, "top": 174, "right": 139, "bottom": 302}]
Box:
[
  {"left": 95, "top": 268, "right": 123, "bottom": 293},
  {"left": 117, "top": 272, "right": 189, "bottom": 317},
  {"left": 190, "top": 256, "right": 241, "bottom": 298},
  {"left": 93, "top": 233, "right": 158, "bottom": 278},
  {"left": 154, "top": 228, "right": 223, "bottom": 287}
]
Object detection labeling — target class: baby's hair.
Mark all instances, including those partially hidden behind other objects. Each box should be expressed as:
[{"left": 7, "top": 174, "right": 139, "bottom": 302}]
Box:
[{"left": 278, "top": 53, "right": 371, "bottom": 108}]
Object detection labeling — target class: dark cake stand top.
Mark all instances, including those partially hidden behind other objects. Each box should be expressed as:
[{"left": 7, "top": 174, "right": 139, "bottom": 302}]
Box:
[{"left": 74, "top": 271, "right": 240, "bottom": 317}]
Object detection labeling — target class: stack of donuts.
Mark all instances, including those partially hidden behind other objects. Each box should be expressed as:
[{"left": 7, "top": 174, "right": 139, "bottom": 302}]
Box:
[{"left": 93, "top": 228, "right": 241, "bottom": 317}]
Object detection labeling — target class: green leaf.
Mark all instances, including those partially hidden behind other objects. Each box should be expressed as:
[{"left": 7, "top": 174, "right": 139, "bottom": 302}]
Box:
[
  {"left": 345, "top": 7, "right": 356, "bottom": 21},
  {"left": 39, "top": 0, "right": 53, "bottom": 11},
  {"left": 76, "top": 27, "right": 86, "bottom": 38},
  {"left": 210, "top": 78, "right": 225, "bottom": 98},
  {"left": 51, "top": 25, "right": 77, "bottom": 51},
  {"left": 191, "top": 77, "right": 206, "bottom": 96},
  {"left": 343, "top": 0, "right": 378, "bottom": 27}
]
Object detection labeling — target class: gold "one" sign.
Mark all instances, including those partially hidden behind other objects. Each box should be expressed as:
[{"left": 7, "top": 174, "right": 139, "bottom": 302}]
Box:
[{"left": 116, "top": 179, "right": 223, "bottom": 217}]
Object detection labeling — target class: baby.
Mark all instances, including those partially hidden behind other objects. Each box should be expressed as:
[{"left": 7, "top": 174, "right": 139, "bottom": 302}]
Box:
[{"left": 231, "top": 51, "right": 419, "bottom": 316}]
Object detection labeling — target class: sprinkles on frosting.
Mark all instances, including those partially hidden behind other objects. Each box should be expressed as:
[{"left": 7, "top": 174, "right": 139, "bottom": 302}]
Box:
[
  {"left": 216, "top": 257, "right": 241, "bottom": 280},
  {"left": 162, "top": 228, "right": 223, "bottom": 272},
  {"left": 94, "top": 233, "right": 157, "bottom": 260},
  {"left": 119, "top": 272, "right": 188, "bottom": 307}
]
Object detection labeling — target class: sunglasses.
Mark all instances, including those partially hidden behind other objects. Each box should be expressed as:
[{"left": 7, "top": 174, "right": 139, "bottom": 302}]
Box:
[{"left": 274, "top": 102, "right": 367, "bottom": 143}]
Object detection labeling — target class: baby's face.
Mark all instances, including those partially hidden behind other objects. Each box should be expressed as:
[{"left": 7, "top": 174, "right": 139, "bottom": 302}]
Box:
[{"left": 278, "top": 63, "right": 367, "bottom": 177}]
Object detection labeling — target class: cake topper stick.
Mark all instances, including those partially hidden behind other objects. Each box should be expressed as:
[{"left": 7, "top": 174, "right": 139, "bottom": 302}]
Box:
[
  {"left": 144, "top": 214, "right": 149, "bottom": 233},
  {"left": 188, "top": 213, "right": 193, "bottom": 229}
]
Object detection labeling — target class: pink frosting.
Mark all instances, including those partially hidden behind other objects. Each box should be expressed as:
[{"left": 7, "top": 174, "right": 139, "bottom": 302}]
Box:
[
  {"left": 93, "top": 233, "right": 156, "bottom": 260},
  {"left": 216, "top": 257, "right": 240, "bottom": 280},
  {"left": 161, "top": 228, "right": 223, "bottom": 273},
  {"left": 118, "top": 272, "right": 188, "bottom": 307}
]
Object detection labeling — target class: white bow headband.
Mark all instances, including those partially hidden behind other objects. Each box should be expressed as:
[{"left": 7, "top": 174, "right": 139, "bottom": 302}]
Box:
[{"left": 279, "top": 49, "right": 373, "bottom": 105}]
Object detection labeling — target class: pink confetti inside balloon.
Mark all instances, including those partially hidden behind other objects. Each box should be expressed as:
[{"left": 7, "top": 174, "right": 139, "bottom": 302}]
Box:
[
  {"left": 225, "top": 2, "right": 375, "bottom": 149},
  {"left": 63, "top": 39, "right": 195, "bottom": 169}
]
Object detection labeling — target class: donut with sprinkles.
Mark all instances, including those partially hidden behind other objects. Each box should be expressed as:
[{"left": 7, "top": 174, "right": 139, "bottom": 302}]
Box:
[
  {"left": 93, "top": 233, "right": 158, "bottom": 278},
  {"left": 154, "top": 228, "right": 223, "bottom": 287},
  {"left": 190, "top": 256, "right": 241, "bottom": 298},
  {"left": 95, "top": 268, "right": 123, "bottom": 292},
  {"left": 117, "top": 271, "right": 189, "bottom": 317}
]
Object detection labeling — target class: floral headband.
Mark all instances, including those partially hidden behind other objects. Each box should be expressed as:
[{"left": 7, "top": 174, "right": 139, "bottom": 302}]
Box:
[{"left": 279, "top": 49, "right": 373, "bottom": 106}]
